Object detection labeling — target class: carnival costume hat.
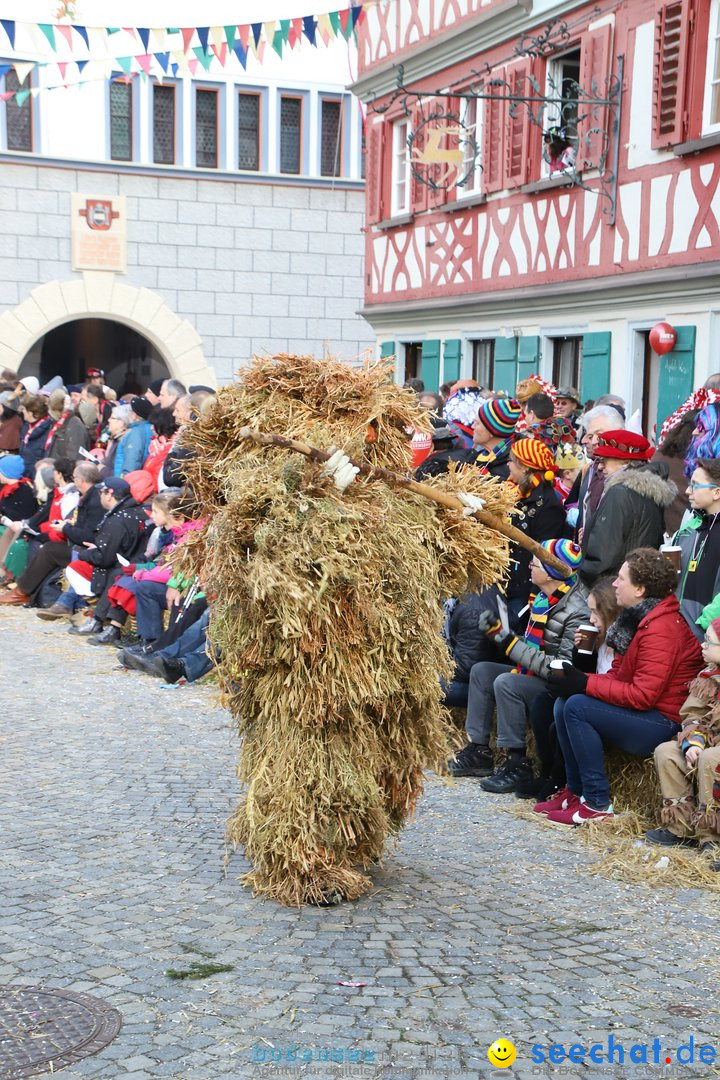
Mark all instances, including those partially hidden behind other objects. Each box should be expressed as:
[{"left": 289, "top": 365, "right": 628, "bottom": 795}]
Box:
[
  {"left": 556, "top": 386, "right": 581, "bottom": 405},
  {"left": 476, "top": 397, "right": 522, "bottom": 437},
  {"left": 443, "top": 385, "right": 486, "bottom": 430},
  {"left": 540, "top": 538, "right": 583, "bottom": 580},
  {"left": 511, "top": 437, "right": 557, "bottom": 480},
  {"left": 530, "top": 415, "right": 577, "bottom": 449},
  {"left": 593, "top": 429, "right": 653, "bottom": 461},
  {"left": 555, "top": 442, "right": 588, "bottom": 469}
]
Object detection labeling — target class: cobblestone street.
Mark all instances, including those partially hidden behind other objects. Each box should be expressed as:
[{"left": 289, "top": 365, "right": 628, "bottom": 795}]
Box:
[{"left": 3, "top": 608, "right": 719, "bottom": 1080}]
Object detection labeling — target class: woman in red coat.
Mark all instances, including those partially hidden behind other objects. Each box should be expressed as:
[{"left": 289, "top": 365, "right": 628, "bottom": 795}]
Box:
[{"left": 536, "top": 548, "right": 703, "bottom": 824}]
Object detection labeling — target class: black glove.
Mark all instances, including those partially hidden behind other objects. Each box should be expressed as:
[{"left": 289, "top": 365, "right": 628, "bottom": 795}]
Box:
[{"left": 547, "top": 663, "right": 588, "bottom": 696}]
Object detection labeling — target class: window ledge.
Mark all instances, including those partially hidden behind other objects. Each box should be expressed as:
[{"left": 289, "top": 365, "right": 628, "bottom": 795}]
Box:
[
  {"left": 375, "top": 212, "right": 414, "bottom": 230},
  {"left": 520, "top": 174, "right": 579, "bottom": 196},
  {"left": 443, "top": 191, "right": 487, "bottom": 212},
  {"left": 674, "top": 131, "right": 720, "bottom": 156}
]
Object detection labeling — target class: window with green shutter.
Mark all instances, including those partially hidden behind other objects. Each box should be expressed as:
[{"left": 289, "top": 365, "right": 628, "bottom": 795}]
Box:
[
  {"left": 581, "top": 332, "right": 611, "bottom": 403},
  {"left": 516, "top": 336, "right": 541, "bottom": 385},
  {"left": 421, "top": 340, "right": 441, "bottom": 392},
  {"left": 493, "top": 337, "right": 518, "bottom": 395},
  {"left": 442, "top": 339, "right": 462, "bottom": 386},
  {"left": 656, "top": 326, "right": 696, "bottom": 436}
]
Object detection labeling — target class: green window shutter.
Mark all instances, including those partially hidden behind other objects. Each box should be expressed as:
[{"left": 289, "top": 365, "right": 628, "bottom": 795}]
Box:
[
  {"left": 656, "top": 325, "right": 696, "bottom": 436},
  {"left": 420, "top": 339, "right": 441, "bottom": 392},
  {"left": 581, "top": 332, "right": 611, "bottom": 402},
  {"left": 516, "top": 335, "right": 541, "bottom": 385},
  {"left": 493, "top": 336, "right": 518, "bottom": 395},
  {"left": 380, "top": 340, "right": 395, "bottom": 359},
  {"left": 442, "top": 338, "right": 462, "bottom": 385}
]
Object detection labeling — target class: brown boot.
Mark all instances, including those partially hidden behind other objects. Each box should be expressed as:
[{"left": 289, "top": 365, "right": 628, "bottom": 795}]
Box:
[{"left": 0, "top": 588, "right": 29, "bottom": 606}]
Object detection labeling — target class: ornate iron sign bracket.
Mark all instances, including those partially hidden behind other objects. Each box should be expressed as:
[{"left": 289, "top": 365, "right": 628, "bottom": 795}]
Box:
[{"left": 366, "top": 16, "right": 624, "bottom": 224}]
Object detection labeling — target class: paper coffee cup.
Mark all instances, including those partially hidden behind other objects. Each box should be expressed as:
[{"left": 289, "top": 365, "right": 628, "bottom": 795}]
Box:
[
  {"left": 660, "top": 545, "right": 682, "bottom": 571},
  {"left": 576, "top": 624, "right": 599, "bottom": 654}
]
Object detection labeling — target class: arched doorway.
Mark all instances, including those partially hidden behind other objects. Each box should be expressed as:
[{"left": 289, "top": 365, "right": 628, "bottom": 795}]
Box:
[
  {"left": 22, "top": 318, "right": 170, "bottom": 395},
  {"left": 0, "top": 276, "right": 217, "bottom": 391}
]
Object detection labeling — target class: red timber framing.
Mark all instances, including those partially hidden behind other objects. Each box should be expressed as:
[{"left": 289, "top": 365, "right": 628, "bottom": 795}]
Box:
[{"left": 357, "top": 0, "right": 720, "bottom": 307}]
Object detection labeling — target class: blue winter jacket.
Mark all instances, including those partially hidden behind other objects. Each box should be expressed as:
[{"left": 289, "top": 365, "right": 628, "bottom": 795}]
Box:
[{"left": 114, "top": 420, "right": 152, "bottom": 477}]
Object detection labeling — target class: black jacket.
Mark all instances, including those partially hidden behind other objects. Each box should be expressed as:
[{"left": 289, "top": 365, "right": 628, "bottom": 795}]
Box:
[
  {"left": 581, "top": 463, "right": 676, "bottom": 584},
  {"left": 0, "top": 479, "right": 37, "bottom": 521},
  {"left": 80, "top": 495, "right": 149, "bottom": 594},
  {"left": 19, "top": 417, "right": 53, "bottom": 477},
  {"left": 416, "top": 443, "right": 511, "bottom": 482},
  {"left": 507, "top": 482, "right": 568, "bottom": 602},
  {"left": 63, "top": 485, "right": 106, "bottom": 547},
  {"left": 445, "top": 592, "right": 490, "bottom": 683}
]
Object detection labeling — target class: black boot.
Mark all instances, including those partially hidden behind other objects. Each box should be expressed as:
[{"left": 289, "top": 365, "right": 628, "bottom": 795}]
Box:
[
  {"left": 515, "top": 775, "right": 559, "bottom": 801},
  {"left": 68, "top": 617, "right": 103, "bottom": 637},
  {"left": 160, "top": 657, "right": 185, "bottom": 684},
  {"left": 481, "top": 754, "right": 533, "bottom": 793},
  {"left": 448, "top": 743, "right": 494, "bottom": 777},
  {"left": 88, "top": 624, "right": 123, "bottom": 647},
  {"left": 133, "top": 653, "right": 169, "bottom": 678}
]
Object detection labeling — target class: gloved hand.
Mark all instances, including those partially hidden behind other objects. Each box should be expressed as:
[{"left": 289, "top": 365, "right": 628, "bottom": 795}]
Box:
[
  {"left": 547, "top": 663, "right": 589, "bottom": 696},
  {"left": 458, "top": 492, "right": 486, "bottom": 518},
  {"left": 321, "top": 447, "right": 360, "bottom": 493},
  {"left": 477, "top": 609, "right": 512, "bottom": 650}
]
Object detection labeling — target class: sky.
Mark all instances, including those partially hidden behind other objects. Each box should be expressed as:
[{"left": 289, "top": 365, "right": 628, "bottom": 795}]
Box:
[{"left": 5, "top": 1, "right": 355, "bottom": 24}]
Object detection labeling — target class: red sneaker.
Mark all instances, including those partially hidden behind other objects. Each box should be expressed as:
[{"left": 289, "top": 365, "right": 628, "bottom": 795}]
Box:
[
  {"left": 545, "top": 802, "right": 615, "bottom": 826},
  {"left": 533, "top": 787, "right": 581, "bottom": 815}
]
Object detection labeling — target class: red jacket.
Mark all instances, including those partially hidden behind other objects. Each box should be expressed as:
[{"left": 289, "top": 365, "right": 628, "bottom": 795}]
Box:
[{"left": 586, "top": 595, "right": 702, "bottom": 723}]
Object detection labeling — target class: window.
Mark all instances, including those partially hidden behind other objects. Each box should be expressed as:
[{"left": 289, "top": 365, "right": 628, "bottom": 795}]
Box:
[
  {"left": 391, "top": 119, "right": 410, "bottom": 215},
  {"left": 705, "top": 0, "right": 720, "bottom": 132},
  {"left": 543, "top": 49, "right": 580, "bottom": 176},
  {"left": 471, "top": 340, "right": 495, "bottom": 388},
  {"left": 280, "top": 95, "right": 302, "bottom": 174},
  {"left": 459, "top": 97, "right": 482, "bottom": 195},
  {"left": 404, "top": 342, "right": 422, "bottom": 382},
  {"left": 320, "top": 99, "right": 342, "bottom": 177},
  {"left": 109, "top": 80, "right": 133, "bottom": 161},
  {"left": 4, "top": 69, "right": 32, "bottom": 152},
  {"left": 552, "top": 336, "right": 583, "bottom": 388},
  {"left": 238, "top": 92, "right": 260, "bottom": 170},
  {"left": 196, "top": 88, "right": 218, "bottom": 168},
  {"left": 153, "top": 84, "right": 175, "bottom": 165}
]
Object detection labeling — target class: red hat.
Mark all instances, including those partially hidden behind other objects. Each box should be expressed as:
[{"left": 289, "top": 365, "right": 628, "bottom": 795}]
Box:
[{"left": 593, "top": 430, "right": 653, "bottom": 461}]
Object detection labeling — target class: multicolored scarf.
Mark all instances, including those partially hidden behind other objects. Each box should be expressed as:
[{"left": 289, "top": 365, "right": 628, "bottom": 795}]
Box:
[
  {"left": 516, "top": 580, "right": 574, "bottom": 674},
  {"left": 474, "top": 436, "right": 512, "bottom": 475}
]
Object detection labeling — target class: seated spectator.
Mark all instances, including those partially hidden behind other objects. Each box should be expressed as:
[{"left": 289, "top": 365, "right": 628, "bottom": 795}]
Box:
[
  {"left": 37, "top": 477, "right": 148, "bottom": 620},
  {"left": 0, "top": 458, "right": 78, "bottom": 592},
  {"left": 449, "top": 540, "right": 586, "bottom": 789},
  {"left": 418, "top": 398, "right": 522, "bottom": 480},
  {"left": 143, "top": 407, "right": 177, "bottom": 488},
  {"left": 517, "top": 576, "right": 620, "bottom": 802},
  {"left": 100, "top": 405, "right": 131, "bottom": 477},
  {"left": 647, "top": 618, "right": 720, "bottom": 867},
  {"left": 45, "top": 389, "right": 89, "bottom": 461},
  {"left": 125, "top": 607, "right": 214, "bottom": 684},
  {"left": 651, "top": 412, "right": 697, "bottom": 534},
  {"left": 115, "top": 397, "right": 153, "bottom": 477},
  {"left": 0, "top": 462, "right": 102, "bottom": 607},
  {"left": 441, "top": 591, "right": 493, "bottom": 709},
  {"left": 674, "top": 459, "right": 720, "bottom": 642},
  {"left": 0, "top": 455, "right": 38, "bottom": 582},
  {"left": 118, "top": 583, "right": 206, "bottom": 666},
  {"left": 18, "top": 395, "right": 52, "bottom": 477},
  {"left": 160, "top": 393, "right": 212, "bottom": 490},
  {"left": 580, "top": 431, "right": 675, "bottom": 584},
  {"left": 539, "top": 548, "right": 703, "bottom": 824}
]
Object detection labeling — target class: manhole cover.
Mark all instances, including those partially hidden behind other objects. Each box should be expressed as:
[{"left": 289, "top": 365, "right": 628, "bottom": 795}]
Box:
[{"left": 0, "top": 986, "right": 122, "bottom": 1078}]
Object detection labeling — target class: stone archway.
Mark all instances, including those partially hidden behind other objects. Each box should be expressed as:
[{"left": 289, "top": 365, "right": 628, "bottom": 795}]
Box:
[{"left": 0, "top": 273, "right": 217, "bottom": 389}]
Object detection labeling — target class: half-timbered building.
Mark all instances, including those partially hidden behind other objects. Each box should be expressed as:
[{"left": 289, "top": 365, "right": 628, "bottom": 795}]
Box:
[{"left": 352, "top": 0, "right": 720, "bottom": 434}]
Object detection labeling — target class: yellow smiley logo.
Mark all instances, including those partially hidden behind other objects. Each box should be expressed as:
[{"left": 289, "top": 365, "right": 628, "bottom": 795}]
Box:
[{"left": 488, "top": 1039, "right": 517, "bottom": 1068}]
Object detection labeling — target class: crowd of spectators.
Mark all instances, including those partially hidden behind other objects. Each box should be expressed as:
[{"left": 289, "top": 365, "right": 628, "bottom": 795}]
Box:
[
  {"left": 0, "top": 369, "right": 214, "bottom": 686},
  {"left": 410, "top": 370, "right": 720, "bottom": 866},
  {"left": 3, "top": 362, "right": 720, "bottom": 870}
]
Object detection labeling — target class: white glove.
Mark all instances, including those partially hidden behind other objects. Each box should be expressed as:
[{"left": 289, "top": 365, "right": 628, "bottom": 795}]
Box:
[
  {"left": 321, "top": 447, "right": 360, "bottom": 493},
  {"left": 458, "top": 492, "right": 486, "bottom": 518}
]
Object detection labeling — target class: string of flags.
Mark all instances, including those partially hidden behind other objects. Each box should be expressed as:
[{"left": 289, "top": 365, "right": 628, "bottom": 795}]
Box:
[{"left": 0, "top": 3, "right": 368, "bottom": 103}]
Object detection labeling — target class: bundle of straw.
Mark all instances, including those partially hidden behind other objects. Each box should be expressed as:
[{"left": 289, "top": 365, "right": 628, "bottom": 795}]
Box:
[{"left": 179, "top": 354, "right": 516, "bottom": 905}]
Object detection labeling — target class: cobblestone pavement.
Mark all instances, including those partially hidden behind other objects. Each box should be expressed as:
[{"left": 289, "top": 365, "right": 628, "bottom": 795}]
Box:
[{"left": 3, "top": 607, "right": 720, "bottom": 1080}]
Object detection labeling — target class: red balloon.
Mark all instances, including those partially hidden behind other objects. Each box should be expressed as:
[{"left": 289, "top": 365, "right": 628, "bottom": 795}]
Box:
[{"left": 649, "top": 322, "right": 677, "bottom": 355}]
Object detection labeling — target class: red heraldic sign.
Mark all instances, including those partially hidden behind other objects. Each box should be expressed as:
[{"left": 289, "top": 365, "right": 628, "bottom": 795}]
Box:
[{"left": 71, "top": 193, "right": 128, "bottom": 273}]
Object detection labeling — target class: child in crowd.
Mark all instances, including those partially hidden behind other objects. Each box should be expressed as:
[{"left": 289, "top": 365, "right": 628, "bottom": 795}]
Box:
[{"left": 647, "top": 618, "right": 720, "bottom": 870}]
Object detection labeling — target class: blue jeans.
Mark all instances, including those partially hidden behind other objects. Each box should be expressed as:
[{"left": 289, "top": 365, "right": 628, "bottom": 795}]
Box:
[
  {"left": 158, "top": 610, "right": 213, "bottom": 683},
  {"left": 56, "top": 585, "right": 87, "bottom": 613},
  {"left": 554, "top": 694, "right": 679, "bottom": 809},
  {"left": 441, "top": 678, "right": 469, "bottom": 709},
  {"left": 134, "top": 579, "right": 169, "bottom": 642}
]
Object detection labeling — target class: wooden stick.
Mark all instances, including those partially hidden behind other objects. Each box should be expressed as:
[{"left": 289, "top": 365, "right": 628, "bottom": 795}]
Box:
[{"left": 238, "top": 426, "right": 572, "bottom": 577}]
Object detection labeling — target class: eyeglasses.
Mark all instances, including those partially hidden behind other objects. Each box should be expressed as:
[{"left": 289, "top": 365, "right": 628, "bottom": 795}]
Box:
[
  {"left": 689, "top": 482, "right": 720, "bottom": 491},
  {"left": 703, "top": 634, "right": 720, "bottom": 646}
]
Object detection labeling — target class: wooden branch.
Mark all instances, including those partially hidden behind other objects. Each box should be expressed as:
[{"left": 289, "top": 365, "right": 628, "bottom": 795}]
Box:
[{"left": 238, "top": 426, "right": 572, "bottom": 577}]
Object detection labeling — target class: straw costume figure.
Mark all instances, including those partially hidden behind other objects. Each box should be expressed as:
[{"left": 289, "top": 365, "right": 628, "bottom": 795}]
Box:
[{"left": 180, "top": 353, "right": 518, "bottom": 906}]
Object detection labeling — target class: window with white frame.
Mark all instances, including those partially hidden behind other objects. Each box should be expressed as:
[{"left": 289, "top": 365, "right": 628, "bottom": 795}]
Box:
[
  {"left": 109, "top": 79, "right": 133, "bottom": 162},
  {"left": 543, "top": 48, "right": 580, "bottom": 176},
  {"left": 320, "top": 98, "right": 342, "bottom": 177},
  {"left": 471, "top": 339, "right": 495, "bottom": 388},
  {"left": 391, "top": 119, "right": 410, "bottom": 215},
  {"left": 459, "top": 97, "right": 482, "bottom": 195},
  {"left": 153, "top": 83, "right": 175, "bottom": 165},
  {"left": 552, "top": 336, "right": 583, "bottom": 388},
  {"left": 704, "top": 0, "right": 720, "bottom": 133},
  {"left": 238, "top": 92, "right": 261, "bottom": 171},
  {"left": 280, "top": 95, "right": 302, "bottom": 174},
  {"left": 196, "top": 87, "right": 219, "bottom": 168}
]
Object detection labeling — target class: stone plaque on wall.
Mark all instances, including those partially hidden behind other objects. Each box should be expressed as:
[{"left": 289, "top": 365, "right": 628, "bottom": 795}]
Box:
[{"left": 71, "top": 193, "right": 127, "bottom": 273}]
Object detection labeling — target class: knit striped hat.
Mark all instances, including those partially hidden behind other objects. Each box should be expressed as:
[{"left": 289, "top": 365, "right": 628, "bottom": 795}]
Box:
[
  {"left": 476, "top": 397, "right": 522, "bottom": 437},
  {"left": 511, "top": 436, "right": 557, "bottom": 480},
  {"left": 540, "top": 539, "right": 583, "bottom": 580}
]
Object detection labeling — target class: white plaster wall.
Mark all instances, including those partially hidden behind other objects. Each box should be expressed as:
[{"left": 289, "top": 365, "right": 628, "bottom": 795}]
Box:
[
  {"left": 627, "top": 21, "right": 675, "bottom": 171},
  {"left": 0, "top": 160, "right": 373, "bottom": 382}
]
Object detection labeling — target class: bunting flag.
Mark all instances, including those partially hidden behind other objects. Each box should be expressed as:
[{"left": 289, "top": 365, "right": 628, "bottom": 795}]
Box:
[{"left": 0, "top": 3, "right": 370, "bottom": 103}]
